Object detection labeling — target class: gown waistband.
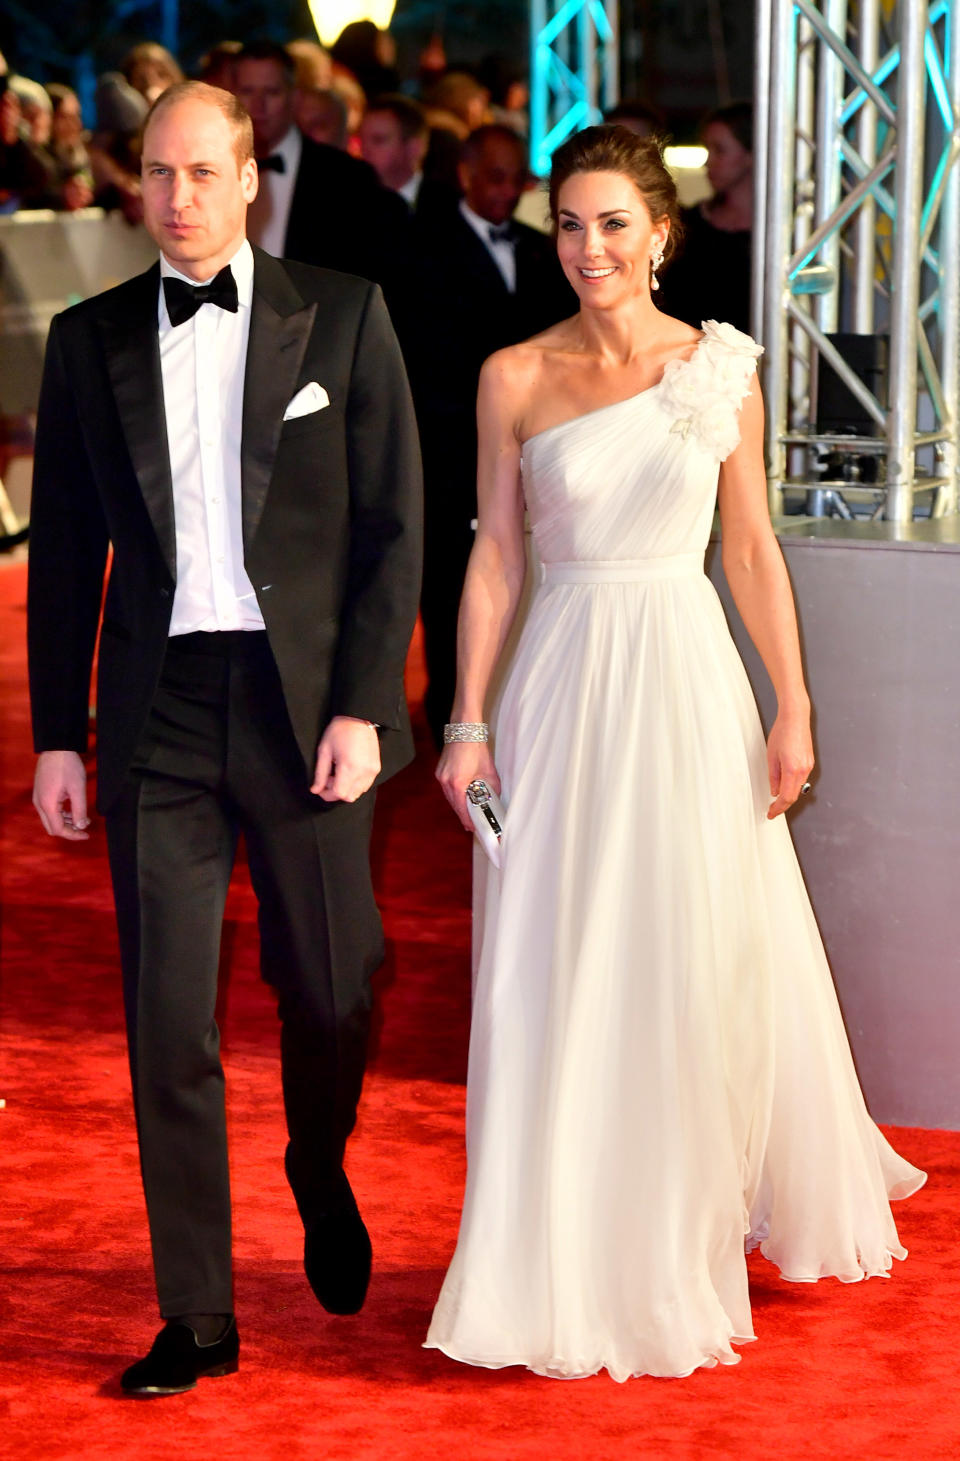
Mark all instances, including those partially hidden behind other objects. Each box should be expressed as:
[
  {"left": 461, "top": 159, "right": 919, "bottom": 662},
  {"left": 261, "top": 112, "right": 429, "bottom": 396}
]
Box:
[{"left": 541, "top": 552, "right": 704, "bottom": 584}]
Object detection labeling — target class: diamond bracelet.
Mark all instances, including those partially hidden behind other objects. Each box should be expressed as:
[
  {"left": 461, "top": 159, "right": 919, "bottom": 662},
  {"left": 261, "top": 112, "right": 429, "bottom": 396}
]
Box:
[{"left": 443, "top": 722, "right": 489, "bottom": 744}]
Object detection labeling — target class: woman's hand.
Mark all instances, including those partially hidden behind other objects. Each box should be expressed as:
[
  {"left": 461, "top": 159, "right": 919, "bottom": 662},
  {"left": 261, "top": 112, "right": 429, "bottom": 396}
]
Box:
[
  {"left": 437, "top": 741, "right": 501, "bottom": 831},
  {"left": 766, "top": 704, "right": 814, "bottom": 819}
]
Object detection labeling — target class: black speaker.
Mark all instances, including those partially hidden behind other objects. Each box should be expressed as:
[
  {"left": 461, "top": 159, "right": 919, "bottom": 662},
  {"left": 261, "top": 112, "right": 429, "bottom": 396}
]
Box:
[{"left": 815, "top": 333, "right": 888, "bottom": 436}]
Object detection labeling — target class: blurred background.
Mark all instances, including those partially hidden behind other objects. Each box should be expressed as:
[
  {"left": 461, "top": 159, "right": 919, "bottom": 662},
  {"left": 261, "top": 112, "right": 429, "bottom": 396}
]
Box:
[{"left": 0, "top": 0, "right": 753, "bottom": 139}]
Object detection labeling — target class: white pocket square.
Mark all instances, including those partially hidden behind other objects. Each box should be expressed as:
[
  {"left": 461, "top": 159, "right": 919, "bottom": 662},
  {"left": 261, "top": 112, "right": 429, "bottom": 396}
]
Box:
[{"left": 283, "top": 381, "right": 330, "bottom": 420}]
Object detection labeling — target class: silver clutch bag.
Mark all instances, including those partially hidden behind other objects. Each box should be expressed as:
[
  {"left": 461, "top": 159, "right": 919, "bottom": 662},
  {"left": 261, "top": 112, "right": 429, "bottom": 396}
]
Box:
[{"left": 466, "top": 779, "right": 506, "bottom": 868}]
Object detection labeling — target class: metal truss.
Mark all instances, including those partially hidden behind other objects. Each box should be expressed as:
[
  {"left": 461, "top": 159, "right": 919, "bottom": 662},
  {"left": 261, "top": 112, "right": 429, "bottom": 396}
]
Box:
[
  {"left": 755, "top": 0, "right": 960, "bottom": 520},
  {"left": 529, "top": 0, "right": 620, "bottom": 178}
]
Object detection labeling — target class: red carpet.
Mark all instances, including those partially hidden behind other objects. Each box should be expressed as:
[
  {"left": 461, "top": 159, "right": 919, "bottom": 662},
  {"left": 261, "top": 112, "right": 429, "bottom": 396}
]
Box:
[{"left": 1, "top": 558, "right": 958, "bottom": 1460}]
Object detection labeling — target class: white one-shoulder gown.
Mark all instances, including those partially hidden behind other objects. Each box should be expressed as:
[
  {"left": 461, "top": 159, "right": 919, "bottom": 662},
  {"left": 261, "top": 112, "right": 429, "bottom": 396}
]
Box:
[{"left": 425, "top": 322, "right": 925, "bottom": 1382}]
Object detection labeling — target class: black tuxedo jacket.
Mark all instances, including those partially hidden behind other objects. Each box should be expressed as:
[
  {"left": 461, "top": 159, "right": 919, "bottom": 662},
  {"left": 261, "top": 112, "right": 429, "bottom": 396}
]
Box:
[
  {"left": 409, "top": 177, "right": 461, "bottom": 223},
  {"left": 283, "top": 136, "right": 411, "bottom": 294},
  {"left": 27, "top": 247, "right": 423, "bottom": 812},
  {"left": 399, "top": 210, "right": 576, "bottom": 509}
]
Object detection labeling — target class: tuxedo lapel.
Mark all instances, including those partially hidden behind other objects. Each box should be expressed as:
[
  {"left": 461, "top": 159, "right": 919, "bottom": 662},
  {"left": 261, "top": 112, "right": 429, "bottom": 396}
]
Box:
[
  {"left": 98, "top": 264, "right": 177, "bottom": 581},
  {"left": 513, "top": 228, "right": 537, "bottom": 296},
  {"left": 242, "top": 249, "right": 317, "bottom": 553},
  {"left": 456, "top": 214, "right": 511, "bottom": 298}
]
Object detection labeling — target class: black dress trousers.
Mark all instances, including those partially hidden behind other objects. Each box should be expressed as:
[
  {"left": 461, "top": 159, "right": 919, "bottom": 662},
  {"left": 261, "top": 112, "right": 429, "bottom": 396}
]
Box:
[{"left": 106, "top": 630, "right": 383, "bottom": 1317}]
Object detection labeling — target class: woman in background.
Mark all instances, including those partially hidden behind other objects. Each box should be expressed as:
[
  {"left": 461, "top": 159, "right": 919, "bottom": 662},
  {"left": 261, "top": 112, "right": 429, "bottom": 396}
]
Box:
[{"left": 660, "top": 100, "right": 753, "bottom": 333}]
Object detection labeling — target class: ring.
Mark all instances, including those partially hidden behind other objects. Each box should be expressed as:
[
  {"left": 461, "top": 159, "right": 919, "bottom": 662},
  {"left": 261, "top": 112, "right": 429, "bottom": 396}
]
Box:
[{"left": 800, "top": 782, "right": 812, "bottom": 795}]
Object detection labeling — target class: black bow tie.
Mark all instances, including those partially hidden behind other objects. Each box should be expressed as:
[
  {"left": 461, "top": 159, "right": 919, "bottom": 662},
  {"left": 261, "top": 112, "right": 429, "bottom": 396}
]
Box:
[
  {"left": 488, "top": 221, "right": 515, "bottom": 244},
  {"left": 163, "top": 266, "right": 239, "bottom": 327},
  {"left": 257, "top": 153, "right": 286, "bottom": 173}
]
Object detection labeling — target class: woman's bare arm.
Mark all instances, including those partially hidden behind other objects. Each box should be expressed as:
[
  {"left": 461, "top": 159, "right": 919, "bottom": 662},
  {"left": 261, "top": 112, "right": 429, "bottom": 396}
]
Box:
[
  {"left": 717, "top": 379, "right": 815, "bottom": 818},
  {"left": 436, "top": 349, "right": 531, "bottom": 828}
]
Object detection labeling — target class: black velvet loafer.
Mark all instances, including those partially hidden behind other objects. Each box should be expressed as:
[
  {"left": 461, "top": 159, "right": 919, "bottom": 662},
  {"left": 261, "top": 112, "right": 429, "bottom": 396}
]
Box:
[
  {"left": 120, "top": 1318, "right": 239, "bottom": 1396},
  {"left": 304, "top": 1210, "right": 372, "bottom": 1315}
]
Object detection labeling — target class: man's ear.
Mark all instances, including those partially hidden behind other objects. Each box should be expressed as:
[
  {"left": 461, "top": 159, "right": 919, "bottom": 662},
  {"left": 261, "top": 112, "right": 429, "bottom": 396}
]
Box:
[{"left": 241, "top": 156, "right": 259, "bottom": 204}]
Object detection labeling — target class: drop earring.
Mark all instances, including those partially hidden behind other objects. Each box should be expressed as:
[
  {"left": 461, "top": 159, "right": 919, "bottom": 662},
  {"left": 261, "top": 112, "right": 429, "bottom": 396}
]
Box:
[{"left": 650, "top": 243, "right": 665, "bottom": 291}]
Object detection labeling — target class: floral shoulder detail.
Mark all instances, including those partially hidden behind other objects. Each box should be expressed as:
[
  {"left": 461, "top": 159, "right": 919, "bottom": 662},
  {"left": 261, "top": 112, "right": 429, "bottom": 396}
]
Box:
[{"left": 658, "top": 319, "right": 764, "bottom": 461}]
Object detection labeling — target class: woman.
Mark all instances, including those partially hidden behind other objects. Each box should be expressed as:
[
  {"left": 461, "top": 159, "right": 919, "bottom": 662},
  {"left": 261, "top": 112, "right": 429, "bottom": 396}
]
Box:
[
  {"left": 44, "top": 84, "right": 94, "bottom": 210},
  {"left": 122, "top": 41, "right": 184, "bottom": 104},
  {"left": 659, "top": 101, "right": 753, "bottom": 334},
  {"left": 426, "top": 125, "right": 923, "bottom": 1382},
  {"left": 88, "top": 72, "right": 147, "bottom": 224}
]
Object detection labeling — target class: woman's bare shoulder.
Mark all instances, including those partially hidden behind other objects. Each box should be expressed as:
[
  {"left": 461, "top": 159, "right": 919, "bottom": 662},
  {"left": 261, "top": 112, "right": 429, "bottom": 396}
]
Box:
[
  {"left": 652, "top": 313, "right": 705, "bottom": 351},
  {"left": 481, "top": 318, "right": 580, "bottom": 401}
]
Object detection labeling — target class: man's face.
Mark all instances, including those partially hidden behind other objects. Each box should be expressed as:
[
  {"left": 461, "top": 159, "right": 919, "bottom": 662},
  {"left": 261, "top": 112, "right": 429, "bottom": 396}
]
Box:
[
  {"left": 141, "top": 98, "right": 257, "bottom": 280},
  {"left": 359, "top": 111, "right": 423, "bottom": 191},
  {"left": 234, "top": 59, "right": 294, "bottom": 156},
  {"left": 294, "top": 90, "right": 345, "bottom": 149},
  {"left": 459, "top": 135, "right": 527, "bottom": 225}
]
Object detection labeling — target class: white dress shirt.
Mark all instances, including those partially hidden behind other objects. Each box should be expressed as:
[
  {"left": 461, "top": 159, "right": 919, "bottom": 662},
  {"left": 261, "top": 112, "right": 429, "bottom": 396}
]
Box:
[
  {"left": 158, "top": 238, "right": 265, "bottom": 635},
  {"left": 459, "top": 199, "right": 517, "bottom": 293},
  {"left": 398, "top": 171, "right": 423, "bottom": 210},
  {"left": 246, "top": 125, "right": 302, "bottom": 258}
]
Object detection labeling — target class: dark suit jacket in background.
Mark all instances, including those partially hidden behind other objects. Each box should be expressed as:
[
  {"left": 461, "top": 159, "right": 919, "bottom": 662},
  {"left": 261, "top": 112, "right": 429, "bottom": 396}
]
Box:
[
  {"left": 408, "top": 176, "right": 462, "bottom": 224},
  {"left": 283, "top": 136, "right": 412, "bottom": 298},
  {"left": 396, "top": 206, "right": 575, "bottom": 743},
  {"left": 27, "top": 247, "right": 423, "bottom": 812},
  {"left": 657, "top": 205, "right": 752, "bottom": 336},
  {"left": 399, "top": 208, "right": 576, "bottom": 521}
]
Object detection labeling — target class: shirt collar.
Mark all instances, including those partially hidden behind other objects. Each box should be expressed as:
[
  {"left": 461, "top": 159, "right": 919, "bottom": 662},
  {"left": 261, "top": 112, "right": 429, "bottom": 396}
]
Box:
[
  {"left": 158, "top": 238, "right": 255, "bottom": 323},
  {"left": 270, "top": 125, "right": 302, "bottom": 172},
  {"left": 398, "top": 171, "right": 422, "bottom": 207},
  {"left": 460, "top": 198, "right": 514, "bottom": 246}
]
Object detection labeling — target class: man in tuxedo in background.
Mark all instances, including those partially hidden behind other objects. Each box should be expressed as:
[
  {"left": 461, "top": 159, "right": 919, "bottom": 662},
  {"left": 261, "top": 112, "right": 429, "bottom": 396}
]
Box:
[
  {"left": 359, "top": 94, "right": 458, "bottom": 221},
  {"left": 28, "top": 82, "right": 421, "bottom": 1394},
  {"left": 233, "top": 40, "right": 409, "bottom": 289},
  {"left": 400, "top": 124, "right": 575, "bottom": 747}
]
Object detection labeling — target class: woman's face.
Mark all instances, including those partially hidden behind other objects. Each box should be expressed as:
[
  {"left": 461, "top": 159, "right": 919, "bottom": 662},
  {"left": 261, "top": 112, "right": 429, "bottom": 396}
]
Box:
[
  {"left": 23, "top": 101, "right": 51, "bottom": 146},
  {"left": 52, "top": 93, "right": 82, "bottom": 146},
  {"left": 703, "top": 122, "right": 752, "bottom": 196},
  {"left": 555, "top": 169, "right": 668, "bottom": 309},
  {"left": 129, "top": 55, "right": 177, "bottom": 103}
]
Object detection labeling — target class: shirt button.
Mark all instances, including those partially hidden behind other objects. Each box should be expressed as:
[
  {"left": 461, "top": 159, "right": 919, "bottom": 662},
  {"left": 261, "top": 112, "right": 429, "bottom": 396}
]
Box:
[{"left": 216, "top": 556, "right": 225, "bottom": 565}]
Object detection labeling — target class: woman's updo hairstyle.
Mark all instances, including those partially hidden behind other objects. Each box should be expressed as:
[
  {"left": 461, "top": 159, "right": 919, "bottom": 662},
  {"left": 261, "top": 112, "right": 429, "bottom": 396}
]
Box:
[{"left": 548, "top": 124, "right": 683, "bottom": 266}]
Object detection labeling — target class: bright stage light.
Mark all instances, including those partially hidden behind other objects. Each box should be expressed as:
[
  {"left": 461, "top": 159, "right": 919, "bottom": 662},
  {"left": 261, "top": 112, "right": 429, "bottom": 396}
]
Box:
[
  {"left": 307, "top": 1, "right": 397, "bottom": 48},
  {"left": 663, "top": 145, "right": 708, "bottom": 171}
]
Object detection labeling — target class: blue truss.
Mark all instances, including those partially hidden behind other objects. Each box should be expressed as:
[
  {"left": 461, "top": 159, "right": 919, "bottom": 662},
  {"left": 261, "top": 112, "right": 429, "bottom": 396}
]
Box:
[{"left": 530, "top": 0, "right": 617, "bottom": 177}]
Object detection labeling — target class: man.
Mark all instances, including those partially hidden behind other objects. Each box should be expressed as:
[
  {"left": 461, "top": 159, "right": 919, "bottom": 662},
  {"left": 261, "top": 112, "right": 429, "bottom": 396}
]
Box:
[
  {"left": 359, "top": 94, "right": 456, "bottom": 219},
  {"left": 28, "top": 82, "right": 421, "bottom": 1394},
  {"left": 295, "top": 86, "right": 348, "bottom": 149},
  {"left": 233, "top": 40, "right": 408, "bottom": 289},
  {"left": 399, "top": 124, "right": 575, "bottom": 747}
]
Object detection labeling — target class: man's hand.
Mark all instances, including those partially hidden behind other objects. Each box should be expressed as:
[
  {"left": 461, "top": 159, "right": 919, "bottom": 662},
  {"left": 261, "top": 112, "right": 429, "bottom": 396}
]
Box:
[
  {"left": 311, "top": 717, "right": 381, "bottom": 803},
  {"left": 33, "top": 750, "right": 91, "bottom": 840}
]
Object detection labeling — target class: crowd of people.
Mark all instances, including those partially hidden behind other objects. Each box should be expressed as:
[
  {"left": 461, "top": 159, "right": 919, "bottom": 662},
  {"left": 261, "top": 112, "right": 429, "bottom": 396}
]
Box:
[{"left": 1, "top": 24, "right": 755, "bottom": 733}]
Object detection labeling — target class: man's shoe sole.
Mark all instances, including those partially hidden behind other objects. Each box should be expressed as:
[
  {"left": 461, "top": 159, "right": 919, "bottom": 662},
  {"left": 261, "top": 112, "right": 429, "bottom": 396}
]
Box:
[{"left": 123, "top": 1357, "right": 239, "bottom": 1396}]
